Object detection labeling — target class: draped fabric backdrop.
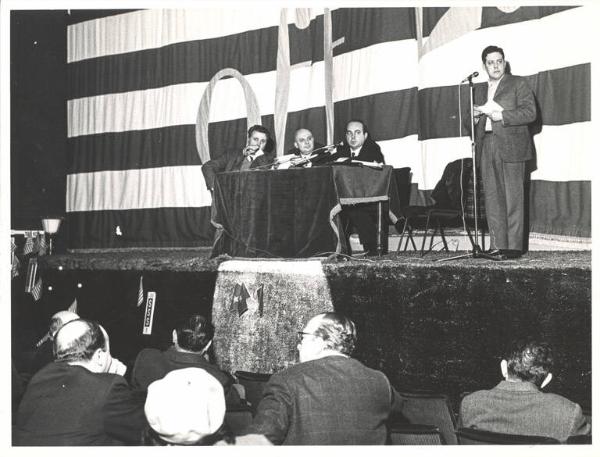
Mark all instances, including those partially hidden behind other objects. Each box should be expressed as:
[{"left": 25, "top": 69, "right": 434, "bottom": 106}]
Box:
[{"left": 66, "top": 6, "right": 592, "bottom": 249}]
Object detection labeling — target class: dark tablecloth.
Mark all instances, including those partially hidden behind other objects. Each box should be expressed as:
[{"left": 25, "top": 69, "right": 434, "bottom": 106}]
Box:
[{"left": 210, "top": 164, "right": 401, "bottom": 258}]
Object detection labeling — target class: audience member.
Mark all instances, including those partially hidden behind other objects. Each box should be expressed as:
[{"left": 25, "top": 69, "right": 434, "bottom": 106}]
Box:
[
  {"left": 30, "top": 310, "right": 79, "bottom": 375},
  {"left": 131, "top": 314, "right": 240, "bottom": 406},
  {"left": 202, "top": 124, "right": 275, "bottom": 191},
  {"left": 14, "top": 319, "right": 145, "bottom": 445},
  {"left": 142, "top": 367, "right": 231, "bottom": 445},
  {"left": 336, "top": 119, "right": 388, "bottom": 255},
  {"left": 245, "top": 312, "right": 404, "bottom": 445},
  {"left": 458, "top": 340, "right": 591, "bottom": 442}
]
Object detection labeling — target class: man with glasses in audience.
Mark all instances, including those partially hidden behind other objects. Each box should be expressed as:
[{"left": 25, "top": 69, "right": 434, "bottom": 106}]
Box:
[{"left": 245, "top": 312, "right": 404, "bottom": 445}]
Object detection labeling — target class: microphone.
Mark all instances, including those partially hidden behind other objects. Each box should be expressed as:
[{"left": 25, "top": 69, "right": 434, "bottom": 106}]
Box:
[
  {"left": 461, "top": 71, "right": 479, "bottom": 83},
  {"left": 311, "top": 141, "right": 343, "bottom": 154}
]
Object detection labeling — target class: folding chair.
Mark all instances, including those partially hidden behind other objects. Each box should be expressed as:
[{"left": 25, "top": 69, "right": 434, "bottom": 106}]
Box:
[
  {"left": 224, "top": 403, "right": 254, "bottom": 435},
  {"left": 398, "top": 391, "right": 458, "bottom": 445},
  {"left": 234, "top": 371, "right": 272, "bottom": 415},
  {"left": 456, "top": 427, "right": 560, "bottom": 444},
  {"left": 388, "top": 422, "right": 445, "bottom": 445}
]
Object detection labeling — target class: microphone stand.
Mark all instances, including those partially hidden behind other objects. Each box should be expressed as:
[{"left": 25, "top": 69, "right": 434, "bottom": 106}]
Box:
[{"left": 438, "top": 75, "right": 502, "bottom": 262}]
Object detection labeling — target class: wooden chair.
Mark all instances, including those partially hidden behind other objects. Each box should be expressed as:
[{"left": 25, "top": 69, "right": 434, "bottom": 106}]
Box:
[
  {"left": 234, "top": 371, "right": 272, "bottom": 415},
  {"left": 456, "top": 427, "right": 560, "bottom": 444},
  {"left": 388, "top": 422, "right": 445, "bottom": 445},
  {"left": 398, "top": 391, "right": 457, "bottom": 445}
]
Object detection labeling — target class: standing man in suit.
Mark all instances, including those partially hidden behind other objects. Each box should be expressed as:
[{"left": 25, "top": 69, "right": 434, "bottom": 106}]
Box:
[
  {"left": 14, "top": 319, "right": 146, "bottom": 445},
  {"left": 474, "top": 45, "right": 537, "bottom": 259},
  {"left": 202, "top": 124, "right": 275, "bottom": 191},
  {"left": 336, "top": 120, "right": 387, "bottom": 255},
  {"left": 246, "top": 312, "right": 404, "bottom": 445},
  {"left": 459, "top": 340, "right": 590, "bottom": 442}
]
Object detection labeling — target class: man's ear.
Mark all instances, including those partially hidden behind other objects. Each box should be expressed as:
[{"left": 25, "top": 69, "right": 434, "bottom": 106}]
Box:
[
  {"left": 92, "top": 348, "right": 108, "bottom": 372},
  {"left": 500, "top": 359, "right": 509, "bottom": 379},
  {"left": 540, "top": 372, "right": 552, "bottom": 389},
  {"left": 172, "top": 329, "right": 178, "bottom": 345},
  {"left": 364, "top": 131, "right": 368, "bottom": 140}
]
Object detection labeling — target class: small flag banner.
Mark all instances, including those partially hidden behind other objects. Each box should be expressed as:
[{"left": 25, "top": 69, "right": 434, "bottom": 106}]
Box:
[
  {"left": 31, "top": 277, "right": 43, "bottom": 301},
  {"left": 25, "top": 258, "right": 38, "bottom": 293},
  {"left": 37, "top": 233, "right": 47, "bottom": 256},
  {"left": 22, "top": 232, "right": 34, "bottom": 255},
  {"left": 68, "top": 298, "right": 78, "bottom": 314},
  {"left": 257, "top": 284, "right": 265, "bottom": 317},
  {"left": 137, "top": 275, "right": 144, "bottom": 307},
  {"left": 231, "top": 283, "right": 250, "bottom": 317},
  {"left": 142, "top": 291, "right": 157, "bottom": 335}
]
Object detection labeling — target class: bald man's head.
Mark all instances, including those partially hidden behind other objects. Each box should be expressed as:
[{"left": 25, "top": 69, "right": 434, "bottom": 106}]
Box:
[
  {"left": 54, "top": 319, "right": 107, "bottom": 363},
  {"left": 49, "top": 311, "right": 80, "bottom": 338}
]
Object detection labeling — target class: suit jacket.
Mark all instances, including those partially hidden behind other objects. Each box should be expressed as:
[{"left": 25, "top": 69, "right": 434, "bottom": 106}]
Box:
[
  {"left": 202, "top": 150, "right": 276, "bottom": 190},
  {"left": 459, "top": 380, "right": 590, "bottom": 442},
  {"left": 247, "top": 355, "right": 404, "bottom": 445},
  {"left": 14, "top": 361, "right": 146, "bottom": 446},
  {"left": 131, "top": 347, "right": 239, "bottom": 405},
  {"left": 474, "top": 74, "right": 537, "bottom": 162},
  {"left": 333, "top": 138, "right": 385, "bottom": 164}
]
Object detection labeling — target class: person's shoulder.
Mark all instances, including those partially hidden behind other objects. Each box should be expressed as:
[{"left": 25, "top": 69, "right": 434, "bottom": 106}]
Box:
[
  {"left": 134, "top": 347, "right": 163, "bottom": 364},
  {"left": 539, "top": 391, "right": 581, "bottom": 409}
]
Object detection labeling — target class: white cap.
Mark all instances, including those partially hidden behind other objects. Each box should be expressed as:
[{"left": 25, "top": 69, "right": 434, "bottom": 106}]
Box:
[{"left": 144, "top": 368, "right": 226, "bottom": 444}]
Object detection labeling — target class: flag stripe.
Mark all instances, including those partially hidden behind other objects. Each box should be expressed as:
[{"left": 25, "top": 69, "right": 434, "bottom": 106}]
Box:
[
  {"left": 418, "top": 6, "right": 591, "bottom": 90},
  {"left": 67, "top": 165, "right": 211, "bottom": 212},
  {"left": 67, "top": 207, "right": 213, "bottom": 249},
  {"left": 479, "top": 5, "right": 577, "bottom": 29}
]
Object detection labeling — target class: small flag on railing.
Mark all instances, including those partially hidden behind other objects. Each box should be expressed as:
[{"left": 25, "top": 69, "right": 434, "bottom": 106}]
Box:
[
  {"left": 68, "top": 298, "right": 78, "bottom": 314},
  {"left": 37, "top": 233, "right": 47, "bottom": 256},
  {"left": 231, "top": 283, "right": 250, "bottom": 317},
  {"left": 23, "top": 232, "right": 34, "bottom": 255},
  {"left": 11, "top": 237, "right": 20, "bottom": 278},
  {"left": 31, "top": 277, "right": 43, "bottom": 301},
  {"left": 137, "top": 275, "right": 144, "bottom": 307}
]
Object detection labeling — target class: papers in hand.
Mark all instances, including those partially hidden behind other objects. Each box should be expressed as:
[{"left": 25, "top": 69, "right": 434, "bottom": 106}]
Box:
[
  {"left": 476, "top": 100, "right": 503, "bottom": 115},
  {"left": 353, "top": 160, "right": 384, "bottom": 169}
]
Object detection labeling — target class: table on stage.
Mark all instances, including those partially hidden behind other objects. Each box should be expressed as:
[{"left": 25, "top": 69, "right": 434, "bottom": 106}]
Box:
[{"left": 209, "top": 164, "right": 402, "bottom": 258}]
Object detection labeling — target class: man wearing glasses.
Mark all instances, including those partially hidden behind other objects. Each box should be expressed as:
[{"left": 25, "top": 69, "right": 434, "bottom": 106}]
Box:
[{"left": 246, "top": 313, "right": 404, "bottom": 445}]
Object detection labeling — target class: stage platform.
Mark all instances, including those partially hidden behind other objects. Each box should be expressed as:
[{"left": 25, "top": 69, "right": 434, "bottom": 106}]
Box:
[{"left": 27, "top": 249, "right": 590, "bottom": 410}]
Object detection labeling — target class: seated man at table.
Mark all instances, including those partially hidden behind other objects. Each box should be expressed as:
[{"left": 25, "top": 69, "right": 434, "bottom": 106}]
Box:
[
  {"left": 459, "top": 340, "right": 591, "bottom": 442},
  {"left": 202, "top": 124, "right": 276, "bottom": 191},
  {"left": 336, "top": 119, "right": 387, "bottom": 255}
]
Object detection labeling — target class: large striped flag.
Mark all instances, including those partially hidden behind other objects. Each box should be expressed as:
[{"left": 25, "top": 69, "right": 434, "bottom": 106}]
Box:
[{"left": 66, "top": 6, "right": 593, "bottom": 249}]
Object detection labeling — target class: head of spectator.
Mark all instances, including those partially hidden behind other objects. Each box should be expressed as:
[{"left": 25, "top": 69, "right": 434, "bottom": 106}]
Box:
[
  {"left": 243, "top": 125, "right": 273, "bottom": 157},
  {"left": 36, "top": 310, "right": 79, "bottom": 348},
  {"left": 143, "top": 368, "right": 226, "bottom": 445},
  {"left": 481, "top": 45, "right": 507, "bottom": 81},
  {"left": 501, "top": 340, "right": 553, "bottom": 389},
  {"left": 49, "top": 310, "right": 80, "bottom": 339},
  {"left": 172, "top": 315, "right": 214, "bottom": 356},
  {"left": 293, "top": 128, "right": 315, "bottom": 157},
  {"left": 297, "top": 312, "right": 357, "bottom": 363},
  {"left": 54, "top": 319, "right": 126, "bottom": 375},
  {"left": 344, "top": 119, "right": 369, "bottom": 153}
]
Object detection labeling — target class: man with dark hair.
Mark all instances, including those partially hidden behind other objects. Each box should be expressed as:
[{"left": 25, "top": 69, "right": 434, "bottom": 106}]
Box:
[
  {"left": 14, "top": 319, "right": 145, "bottom": 445},
  {"left": 335, "top": 120, "right": 387, "bottom": 256},
  {"left": 202, "top": 124, "right": 275, "bottom": 191},
  {"left": 472, "top": 45, "right": 537, "bottom": 259},
  {"left": 246, "top": 312, "right": 404, "bottom": 445},
  {"left": 459, "top": 341, "right": 590, "bottom": 442},
  {"left": 132, "top": 314, "right": 239, "bottom": 405}
]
